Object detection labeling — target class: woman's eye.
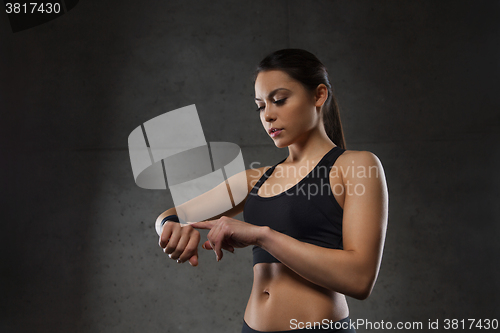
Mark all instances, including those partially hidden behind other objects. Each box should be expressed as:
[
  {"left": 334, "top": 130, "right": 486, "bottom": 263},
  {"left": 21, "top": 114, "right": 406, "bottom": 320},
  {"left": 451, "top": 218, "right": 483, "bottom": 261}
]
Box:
[{"left": 255, "top": 98, "right": 287, "bottom": 112}]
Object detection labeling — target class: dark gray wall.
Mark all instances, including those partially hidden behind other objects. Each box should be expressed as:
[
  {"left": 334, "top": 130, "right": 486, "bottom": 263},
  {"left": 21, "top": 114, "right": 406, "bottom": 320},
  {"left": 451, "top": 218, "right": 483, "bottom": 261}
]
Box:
[{"left": 1, "top": 1, "right": 499, "bottom": 332}]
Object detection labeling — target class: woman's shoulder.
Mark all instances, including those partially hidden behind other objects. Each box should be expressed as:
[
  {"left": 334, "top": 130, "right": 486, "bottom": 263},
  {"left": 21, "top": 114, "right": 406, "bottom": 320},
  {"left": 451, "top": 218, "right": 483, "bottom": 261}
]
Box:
[
  {"left": 338, "top": 149, "right": 383, "bottom": 166},
  {"left": 334, "top": 149, "right": 385, "bottom": 182}
]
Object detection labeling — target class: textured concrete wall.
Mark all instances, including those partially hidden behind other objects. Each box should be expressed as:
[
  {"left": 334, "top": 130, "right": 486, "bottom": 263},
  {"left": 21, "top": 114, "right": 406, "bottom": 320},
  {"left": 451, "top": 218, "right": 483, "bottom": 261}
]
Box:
[{"left": 1, "top": 1, "right": 499, "bottom": 332}]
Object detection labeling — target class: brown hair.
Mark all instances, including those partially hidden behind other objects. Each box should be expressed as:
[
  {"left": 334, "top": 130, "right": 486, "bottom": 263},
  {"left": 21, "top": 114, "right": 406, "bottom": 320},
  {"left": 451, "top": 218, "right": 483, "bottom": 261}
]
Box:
[{"left": 254, "top": 49, "right": 346, "bottom": 149}]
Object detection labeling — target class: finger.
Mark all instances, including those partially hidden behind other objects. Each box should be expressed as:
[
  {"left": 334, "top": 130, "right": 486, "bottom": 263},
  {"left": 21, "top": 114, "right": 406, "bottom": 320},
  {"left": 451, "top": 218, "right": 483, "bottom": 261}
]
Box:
[
  {"left": 207, "top": 222, "right": 222, "bottom": 260},
  {"left": 188, "top": 253, "right": 199, "bottom": 266},
  {"left": 202, "top": 240, "right": 233, "bottom": 253},
  {"left": 224, "top": 243, "right": 235, "bottom": 253},
  {"left": 211, "top": 224, "right": 226, "bottom": 262},
  {"left": 164, "top": 226, "right": 182, "bottom": 255},
  {"left": 159, "top": 222, "right": 175, "bottom": 248},
  {"left": 169, "top": 231, "right": 190, "bottom": 260},
  {"left": 189, "top": 220, "right": 216, "bottom": 230},
  {"left": 206, "top": 222, "right": 218, "bottom": 250},
  {"left": 201, "top": 240, "right": 212, "bottom": 250},
  {"left": 178, "top": 230, "right": 200, "bottom": 263}
]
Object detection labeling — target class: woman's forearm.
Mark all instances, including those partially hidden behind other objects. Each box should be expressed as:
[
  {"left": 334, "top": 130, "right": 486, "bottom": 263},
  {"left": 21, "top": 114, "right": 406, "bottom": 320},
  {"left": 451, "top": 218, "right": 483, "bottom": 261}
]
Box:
[{"left": 256, "top": 226, "right": 378, "bottom": 300}]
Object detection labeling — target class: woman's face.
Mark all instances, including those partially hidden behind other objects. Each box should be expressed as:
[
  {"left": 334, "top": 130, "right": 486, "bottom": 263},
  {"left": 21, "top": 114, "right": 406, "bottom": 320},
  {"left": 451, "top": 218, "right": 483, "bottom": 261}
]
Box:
[{"left": 254, "top": 70, "right": 326, "bottom": 148}]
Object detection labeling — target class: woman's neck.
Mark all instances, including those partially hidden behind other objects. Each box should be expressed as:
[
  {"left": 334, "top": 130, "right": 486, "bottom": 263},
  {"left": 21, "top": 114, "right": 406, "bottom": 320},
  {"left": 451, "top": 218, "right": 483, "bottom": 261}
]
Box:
[{"left": 286, "top": 128, "right": 335, "bottom": 164}]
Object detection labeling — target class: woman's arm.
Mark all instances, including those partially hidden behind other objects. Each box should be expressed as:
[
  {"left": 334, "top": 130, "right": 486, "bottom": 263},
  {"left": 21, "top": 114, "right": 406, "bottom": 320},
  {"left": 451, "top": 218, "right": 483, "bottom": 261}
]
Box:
[
  {"left": 256, "top": 151, "right": 388, "bottom": 299},
  {"left": 193, "top": 151, "right": 388, "bottom": 299},
  {"left": 156, "top": 167, "right": 269, "bottom": 225},
  {"left": 157, "top": 166, "right": 270, "bottom": 265}
]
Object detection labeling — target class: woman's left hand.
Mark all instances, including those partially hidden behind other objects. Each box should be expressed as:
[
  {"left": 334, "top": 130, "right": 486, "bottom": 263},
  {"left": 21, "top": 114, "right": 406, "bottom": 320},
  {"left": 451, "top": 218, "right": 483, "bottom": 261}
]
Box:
[{"left": 189, "top": 216, "right": 263, "bottom": 261}]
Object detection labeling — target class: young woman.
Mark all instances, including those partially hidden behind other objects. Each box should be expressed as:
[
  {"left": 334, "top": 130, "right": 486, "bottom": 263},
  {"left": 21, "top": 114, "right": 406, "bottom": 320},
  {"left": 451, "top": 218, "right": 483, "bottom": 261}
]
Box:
[{"left": 157, "top": 49, "right": 388, "bottom": 333}]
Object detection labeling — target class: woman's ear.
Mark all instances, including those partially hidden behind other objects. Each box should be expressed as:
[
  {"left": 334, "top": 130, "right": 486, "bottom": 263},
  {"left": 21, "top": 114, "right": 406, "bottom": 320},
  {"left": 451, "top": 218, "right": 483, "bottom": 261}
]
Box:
[{"left": 314, "top": 84, "right": 329, "bottom": 108}]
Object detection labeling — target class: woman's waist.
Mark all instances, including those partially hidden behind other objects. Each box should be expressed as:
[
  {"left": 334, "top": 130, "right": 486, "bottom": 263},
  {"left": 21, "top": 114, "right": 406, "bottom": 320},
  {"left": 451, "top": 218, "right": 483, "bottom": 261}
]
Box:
[
  {"left": 252, "top": 262, "right": 333, "bottom": 292},
  {"left": 244, "top": 263, "right": 349, "bottom": 331}
]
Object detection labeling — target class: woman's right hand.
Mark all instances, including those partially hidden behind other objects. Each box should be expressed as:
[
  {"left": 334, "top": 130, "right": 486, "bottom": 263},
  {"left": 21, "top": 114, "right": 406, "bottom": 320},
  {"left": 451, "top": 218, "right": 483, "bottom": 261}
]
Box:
[{"left": 158, "top": 221, "right": 201, "bottom": 266}]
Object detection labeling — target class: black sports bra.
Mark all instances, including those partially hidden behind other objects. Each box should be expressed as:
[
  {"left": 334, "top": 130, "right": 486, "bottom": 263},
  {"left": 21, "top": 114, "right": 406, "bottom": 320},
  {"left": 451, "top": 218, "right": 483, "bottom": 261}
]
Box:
[{"left": 243, "top": 146, "right": 346, "bottom": 266}]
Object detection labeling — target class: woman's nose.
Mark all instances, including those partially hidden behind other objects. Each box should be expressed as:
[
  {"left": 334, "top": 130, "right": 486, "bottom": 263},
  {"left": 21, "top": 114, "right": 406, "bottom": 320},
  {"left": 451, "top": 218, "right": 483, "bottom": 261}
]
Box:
[{"left": 263, "top": 107, "right": 276, "bottom": 122}]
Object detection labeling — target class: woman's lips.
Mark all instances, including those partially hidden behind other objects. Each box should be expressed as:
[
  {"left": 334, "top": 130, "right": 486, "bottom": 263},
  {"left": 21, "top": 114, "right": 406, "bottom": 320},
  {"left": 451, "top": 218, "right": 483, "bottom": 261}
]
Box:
[{"left": 270, "top": 129, "right": 283, "bottom": 138}]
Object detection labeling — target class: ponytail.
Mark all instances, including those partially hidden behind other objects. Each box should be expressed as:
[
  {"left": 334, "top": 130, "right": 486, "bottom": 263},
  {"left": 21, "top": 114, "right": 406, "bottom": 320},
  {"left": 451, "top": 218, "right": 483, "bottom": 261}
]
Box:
[{"left": 323, "top": 88, "right": 346, "bottom": 149}]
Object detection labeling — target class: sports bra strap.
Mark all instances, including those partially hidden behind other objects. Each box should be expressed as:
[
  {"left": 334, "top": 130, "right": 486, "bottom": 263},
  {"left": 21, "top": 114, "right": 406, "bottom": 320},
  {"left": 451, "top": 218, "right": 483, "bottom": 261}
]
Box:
[{"left": 251, "top": 157, "right": 287, "bottom": 193}]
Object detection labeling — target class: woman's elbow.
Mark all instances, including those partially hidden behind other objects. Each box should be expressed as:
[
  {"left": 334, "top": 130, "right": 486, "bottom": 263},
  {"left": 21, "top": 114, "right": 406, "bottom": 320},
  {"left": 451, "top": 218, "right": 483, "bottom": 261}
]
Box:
[
  {"left": 344, "top": 273, "right": 377, "bottom": 300},
  {"left": 352, "top": 285, "right": 373, "bottom": 300}
]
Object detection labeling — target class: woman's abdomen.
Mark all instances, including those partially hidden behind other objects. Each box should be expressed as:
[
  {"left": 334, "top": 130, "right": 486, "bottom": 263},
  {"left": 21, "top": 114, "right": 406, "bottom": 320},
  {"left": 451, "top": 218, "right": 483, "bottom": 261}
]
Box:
[{"left": 243, "top": 263, "right": 349, "bottom": 331}]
